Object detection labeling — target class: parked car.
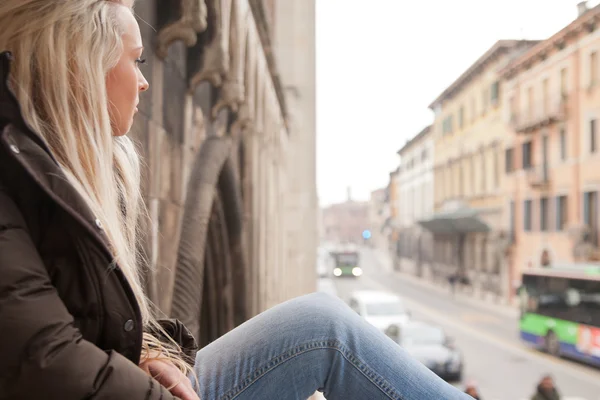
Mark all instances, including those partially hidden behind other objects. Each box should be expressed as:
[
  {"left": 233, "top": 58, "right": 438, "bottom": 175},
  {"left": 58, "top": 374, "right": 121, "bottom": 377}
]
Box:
[
  {"left": 385, "top": 321, "right": 463, "bottom": 382},
  {"left": 348, "top": 291, "right": 411, "bottom": 331}
]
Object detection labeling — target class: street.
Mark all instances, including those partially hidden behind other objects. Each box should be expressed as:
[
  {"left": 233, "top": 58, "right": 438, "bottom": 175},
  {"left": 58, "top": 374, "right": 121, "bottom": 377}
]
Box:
[{"left": 318, "top": 247, "right": 600, "bottom": 400}]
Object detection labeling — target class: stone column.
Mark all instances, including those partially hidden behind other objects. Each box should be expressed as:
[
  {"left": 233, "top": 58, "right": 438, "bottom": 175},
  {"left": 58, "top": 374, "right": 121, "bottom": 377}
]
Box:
[
  {"left": 277, "top": 133, "right": 288, "bottom": 301},
  {"left": 245, "top": 131, "right": 261, "bottom": 316}
]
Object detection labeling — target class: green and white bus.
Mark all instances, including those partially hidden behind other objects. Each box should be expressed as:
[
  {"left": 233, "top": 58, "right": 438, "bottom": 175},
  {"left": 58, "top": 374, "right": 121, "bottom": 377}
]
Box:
[
  {"left": 518, "top": 265, "right": 600, "bottom": 367},
  {"left": 330, "top": 250, "right": 362, "bottom": 278}
]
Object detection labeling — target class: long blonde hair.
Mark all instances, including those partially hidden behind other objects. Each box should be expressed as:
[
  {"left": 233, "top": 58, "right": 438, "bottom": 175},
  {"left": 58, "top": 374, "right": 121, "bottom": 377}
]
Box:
[{"left": 0, "top": 0, "right": 191, "bottom": 374}]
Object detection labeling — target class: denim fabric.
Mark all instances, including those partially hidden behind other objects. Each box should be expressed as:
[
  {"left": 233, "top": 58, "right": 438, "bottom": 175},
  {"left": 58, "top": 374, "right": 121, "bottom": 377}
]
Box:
[{"left": 192, "top": 293, "right": 471, "bottom": 400}]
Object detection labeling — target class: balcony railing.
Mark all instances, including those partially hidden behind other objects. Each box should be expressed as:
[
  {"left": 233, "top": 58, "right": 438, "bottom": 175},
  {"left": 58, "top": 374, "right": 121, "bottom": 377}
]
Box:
[
  {"left": 526, "top": 164, "right": 550, "bottom": 189},
  {"left": 510, "top": 95, "right": 568, "bottom": 133}
]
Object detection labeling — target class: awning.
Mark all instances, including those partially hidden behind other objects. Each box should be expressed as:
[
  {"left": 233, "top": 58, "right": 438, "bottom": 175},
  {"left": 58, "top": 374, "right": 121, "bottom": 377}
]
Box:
[{"left": 417, "top": 207, "right": 490, "bottom": 234}]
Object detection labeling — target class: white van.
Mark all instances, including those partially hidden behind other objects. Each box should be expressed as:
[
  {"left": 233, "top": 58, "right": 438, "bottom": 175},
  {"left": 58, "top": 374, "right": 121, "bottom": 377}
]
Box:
[{"left": 348, "top": 290, "right": 411, "bottom": 331}]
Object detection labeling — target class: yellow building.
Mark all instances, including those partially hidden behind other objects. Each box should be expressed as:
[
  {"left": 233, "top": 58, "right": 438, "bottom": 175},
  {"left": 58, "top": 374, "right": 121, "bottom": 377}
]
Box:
[
  {"left": 501, "top": 3, "right": 600, "bottom": 291},
  {"left": 420, "top": 40, "right": 537, "bottom": 301}
]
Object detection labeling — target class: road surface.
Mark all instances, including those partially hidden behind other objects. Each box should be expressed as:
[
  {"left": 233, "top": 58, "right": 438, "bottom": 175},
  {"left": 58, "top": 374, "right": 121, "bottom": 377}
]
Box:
[{"left": 317, "top": 247, "right": 600, "bottom": 400}]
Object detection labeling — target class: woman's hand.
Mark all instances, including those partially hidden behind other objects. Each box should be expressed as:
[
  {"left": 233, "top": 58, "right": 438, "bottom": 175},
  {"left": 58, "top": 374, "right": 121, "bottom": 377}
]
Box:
[{"left": 139, "top": 358, "right": 200, "bottom": 400}]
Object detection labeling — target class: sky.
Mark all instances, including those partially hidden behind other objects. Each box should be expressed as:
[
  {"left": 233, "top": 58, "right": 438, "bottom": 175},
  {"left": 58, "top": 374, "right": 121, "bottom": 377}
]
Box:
[{"left": 316, "top": 0, "right": 600, "bottom": 206}]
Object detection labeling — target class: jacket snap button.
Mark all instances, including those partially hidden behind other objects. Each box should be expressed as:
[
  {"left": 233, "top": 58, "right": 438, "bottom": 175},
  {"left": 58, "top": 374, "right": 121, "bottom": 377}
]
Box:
[
  {"left": 9, "top": 144, "right": 20, "bottom": 154},
  {"left": 124, "top": 319, "right": 134, "bottom": 332},
  {"left": 94, "top": 218, "right": 103, "bottom": 230}
]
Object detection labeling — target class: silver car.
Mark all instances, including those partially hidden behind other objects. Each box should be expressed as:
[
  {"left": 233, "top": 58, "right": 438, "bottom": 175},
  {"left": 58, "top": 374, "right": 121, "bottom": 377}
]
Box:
[{"left": 385, "top": 321, "right": 463, "bottom": 382}]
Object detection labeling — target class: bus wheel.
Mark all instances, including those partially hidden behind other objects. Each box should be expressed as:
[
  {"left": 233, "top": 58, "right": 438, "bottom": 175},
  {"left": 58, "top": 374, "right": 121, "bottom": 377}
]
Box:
[{"left": 545, "top": 331, "right": 561, "bottom": 357}]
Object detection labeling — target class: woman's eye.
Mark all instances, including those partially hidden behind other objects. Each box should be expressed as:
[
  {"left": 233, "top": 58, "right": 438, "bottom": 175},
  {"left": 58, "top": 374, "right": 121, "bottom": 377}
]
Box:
[{"left": 136, "top": 58, "right": 146, "bottom": 65}]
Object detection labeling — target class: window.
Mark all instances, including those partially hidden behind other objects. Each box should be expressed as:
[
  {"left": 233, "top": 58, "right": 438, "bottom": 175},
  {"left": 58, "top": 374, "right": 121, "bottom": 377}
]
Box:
[
  {"left": 494, "top": 148, "right": 500, "bottom": 186},
  {"left": 471, "top": 97, "right": 476, "bottom": 123},
  {"left": 527, "top": 87, "right": 534, "bottom": 118},
  {"left": 480, "top": 153, "right": 486, "bottom": 192},
  {"left": 590, "top": 51, "right": 598, "bottom": 87},
  {"left": 591, "top": 119, "right": 597, "bottom": 153},
  {"left": 560, "top": 128, "right": 567, "bottom": 160},
  {"left": 522, "top": 141, "right": 533, "bottom": 169},
  {"left": 509, "top": 96, "right": 517, "bottom": 123},
  {"left": 505, "top": 148, "right": 514, "bottom": 173},
  {"left": 491, "top": 81, "right": 499, "bottom": 106},
  {"left": 583, "top": 191, "right": 598, "bottom": 229},
  {"left": 542, "top": 78, "right": 549, "bottom": 113},
  {"left": 421, "top": 148, "right": 428, "bottom": 161},
  {"left": 509, "top": 201, "right": 515, "bottom": 237},
  {"left": 521, "top": 274, "right": 600, "bottom": 327},
  {"left": 560, "top": 67, "right": 568, "bottom": 97},
  {"left": 458, "top": 106, "right": 464, "bottom": 129},
  {"left": 442, "top": 115, "right": 454, "bottom": 136},
  {"left": 556, "top": 195, "right": 568, "bottom": 230},
  {"left": 470, "top": 156, "right": 475, "bottom": 195},
  {"left": 365, "top": 302, "right": 406, "bottom": 317},
  {"left": 524, "top": 199, "right": 532, "bottom": 231},
  {"left": 459, "top": 162, "right": 464, "bottom": 196},
  {"left": 482, "top": 88, "right": 489, "bottom": 115},
  {"left": 540, "top": 197, "right": 549, "bottom": 231}
]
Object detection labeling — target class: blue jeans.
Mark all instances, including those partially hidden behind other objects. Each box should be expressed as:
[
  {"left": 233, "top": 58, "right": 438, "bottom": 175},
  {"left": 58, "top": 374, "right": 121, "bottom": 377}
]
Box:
[{"left": 193, "top": 293, "right": 471, "bottom": 399}]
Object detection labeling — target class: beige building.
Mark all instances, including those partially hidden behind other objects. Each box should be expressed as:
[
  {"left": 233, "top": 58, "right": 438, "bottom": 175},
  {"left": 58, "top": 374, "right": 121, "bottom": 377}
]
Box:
[
  {"left": 322, "top": 191, "right": 370, "bottom": 245},
  {"left": 368, "top": 188, "right": 389, "bottom": 250},
  {"left": 133, "top": 0, "right": 317, "bottom": 345},
  {"left": 396, "top": 125, "right": 434, "bottom": 277},
  {"left": 502, "top": 2, "right": 600, "bottom": 294},
  {"left": 421, "top": 40, "right": 537, "bottom": 301}
]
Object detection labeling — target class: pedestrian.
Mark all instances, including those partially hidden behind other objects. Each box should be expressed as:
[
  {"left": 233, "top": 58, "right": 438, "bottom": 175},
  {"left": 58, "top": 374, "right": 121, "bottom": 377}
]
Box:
[
  {"left": 531, "top": 375, "right": 561, "bottom": 400},
  {"left": 0, "top": 1, "right": 472, "bottom": 399},
  {"left": 449, "top": 272, "right": 459, "bottom": 296}
]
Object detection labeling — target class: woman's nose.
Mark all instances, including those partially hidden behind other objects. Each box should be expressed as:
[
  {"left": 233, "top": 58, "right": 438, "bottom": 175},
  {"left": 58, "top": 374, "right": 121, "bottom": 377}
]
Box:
[{"left": 139, "top": 74, "right": 149, "bottom": 92}]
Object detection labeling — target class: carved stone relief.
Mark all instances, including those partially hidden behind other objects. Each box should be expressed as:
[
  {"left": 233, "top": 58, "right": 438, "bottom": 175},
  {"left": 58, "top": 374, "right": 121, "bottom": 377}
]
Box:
[
  {"left": 212, "top": 0, "right": 249, "bottom": 117},
  {"left": 156, "top": 0, "right": 209, "bottom": 59},
  {"left": 231, "top": 16, "right": 258, "bottom": 133},
  {"left": 189, "top": 0, "right": 234, "bottom": 89},
  {"left": 231, "top": 29, "right": 258, "bottom": 131}
]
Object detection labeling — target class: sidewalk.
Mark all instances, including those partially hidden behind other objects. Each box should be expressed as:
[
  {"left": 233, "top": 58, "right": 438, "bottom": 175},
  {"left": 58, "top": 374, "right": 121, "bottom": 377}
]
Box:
[{"left": 373, "top": 251, "right": 519, "bottom": 319}]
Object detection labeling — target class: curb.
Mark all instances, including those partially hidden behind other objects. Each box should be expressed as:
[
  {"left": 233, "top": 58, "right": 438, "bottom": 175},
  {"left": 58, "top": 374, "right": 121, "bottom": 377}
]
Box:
[
  {"left": 367, "top": 250, "right": 519, "bottom": 318},
  {"left": 391, "top": 268, "right": 519, "bottom": 318}
]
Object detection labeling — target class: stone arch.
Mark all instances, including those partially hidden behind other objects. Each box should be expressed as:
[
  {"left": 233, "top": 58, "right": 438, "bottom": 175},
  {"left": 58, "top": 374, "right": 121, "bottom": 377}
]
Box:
[{"left": 170, "top": 136, "right": 248, "bottom": 344}]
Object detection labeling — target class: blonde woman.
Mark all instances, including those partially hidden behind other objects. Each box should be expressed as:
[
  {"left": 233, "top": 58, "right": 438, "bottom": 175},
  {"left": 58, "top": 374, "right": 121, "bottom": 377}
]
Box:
[{"left": 0, "top": 1, "right": 471, "bottom": 399}]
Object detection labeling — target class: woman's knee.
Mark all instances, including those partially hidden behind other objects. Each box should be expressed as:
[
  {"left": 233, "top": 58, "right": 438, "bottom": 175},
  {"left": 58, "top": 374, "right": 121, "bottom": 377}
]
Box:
[
  {"left": 297, "top": 292, "right": 347, "bottom": 312},
  {"left": 287, "top": 292, "right": 355, "bottom": 326}
]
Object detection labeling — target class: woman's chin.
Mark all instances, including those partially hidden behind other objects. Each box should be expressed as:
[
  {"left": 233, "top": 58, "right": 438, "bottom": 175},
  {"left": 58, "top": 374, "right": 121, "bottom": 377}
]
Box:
[{"left": 112, "top": 128, "right": 130, "bottom": 137}]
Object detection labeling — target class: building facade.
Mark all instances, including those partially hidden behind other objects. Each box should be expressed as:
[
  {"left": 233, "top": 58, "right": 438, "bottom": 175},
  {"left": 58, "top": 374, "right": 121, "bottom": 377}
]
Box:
[
  {"left": 396, "top": 126, "right": 434, "bottom": 277},
  {"left": 368, "top": 188, "right": 389, "bottom": 250},
  {"left": 422, "top": 40, "right": 537, "bottom": 301},
  {"left": 132, "top": 0, "right": 317, "bottom": 346},
  {"left": 502, "top": 2, "right": 600, "bottom": 293},
  {"left": 384, "top": 168, "right": 401, "bottom": 259}
]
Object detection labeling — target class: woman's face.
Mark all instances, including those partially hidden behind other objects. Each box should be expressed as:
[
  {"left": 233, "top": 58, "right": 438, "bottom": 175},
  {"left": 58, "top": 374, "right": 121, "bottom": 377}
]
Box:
[{"left": 106, "top": 6, "right": 149, "bottom": 136}]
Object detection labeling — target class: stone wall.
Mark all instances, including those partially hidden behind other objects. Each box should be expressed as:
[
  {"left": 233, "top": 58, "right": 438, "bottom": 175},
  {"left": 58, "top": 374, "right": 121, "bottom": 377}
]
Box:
[{"left": 130, "top": 0, "right": 316, "bottom": 343}]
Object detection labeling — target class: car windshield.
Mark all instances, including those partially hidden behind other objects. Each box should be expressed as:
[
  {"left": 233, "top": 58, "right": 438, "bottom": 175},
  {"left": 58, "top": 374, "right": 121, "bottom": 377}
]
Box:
[
  {"left": 365, "top": 301, "right": 405, "bottom": 316},
  {"left": 402, "top": 326, "right": 445, "bottom": 346}
]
